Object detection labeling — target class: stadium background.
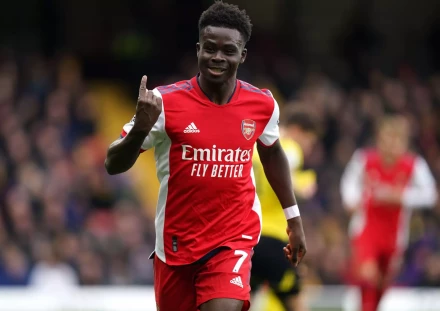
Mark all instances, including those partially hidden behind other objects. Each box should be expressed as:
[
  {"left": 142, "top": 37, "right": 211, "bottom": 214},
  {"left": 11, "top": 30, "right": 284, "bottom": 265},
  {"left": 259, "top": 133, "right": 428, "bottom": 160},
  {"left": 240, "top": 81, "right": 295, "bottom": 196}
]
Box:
[{"left": 0, "top": 0, "right": 439, "bottom": 310}]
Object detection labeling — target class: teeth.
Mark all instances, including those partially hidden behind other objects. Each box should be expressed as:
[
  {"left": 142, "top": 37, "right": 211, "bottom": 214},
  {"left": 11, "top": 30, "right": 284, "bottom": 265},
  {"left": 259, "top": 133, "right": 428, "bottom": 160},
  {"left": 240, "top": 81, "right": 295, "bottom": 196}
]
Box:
[{"left": 210, "top": 68, "right": 223, "bottom": 73}]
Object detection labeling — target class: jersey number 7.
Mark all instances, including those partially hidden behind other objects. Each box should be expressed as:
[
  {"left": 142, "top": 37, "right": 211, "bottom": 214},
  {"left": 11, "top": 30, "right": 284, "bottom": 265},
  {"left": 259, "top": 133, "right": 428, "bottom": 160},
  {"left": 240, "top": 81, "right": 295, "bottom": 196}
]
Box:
[{"left": 232, "top": 250, "right": 248, "bottom": 273}]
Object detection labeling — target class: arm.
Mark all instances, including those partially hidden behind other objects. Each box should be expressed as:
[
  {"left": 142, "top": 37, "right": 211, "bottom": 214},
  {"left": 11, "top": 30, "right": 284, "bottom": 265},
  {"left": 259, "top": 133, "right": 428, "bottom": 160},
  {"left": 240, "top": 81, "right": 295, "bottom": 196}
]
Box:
[
  {"left": 257, "top": 97, "right": 306, "bottom": 266},
  {"left": 105, "top": 76, "right": 163, "bottom": 175},
  {"left": 402, "top": 156, "right": 438, "bottom": 209},
  {"left": 257, "top": 141, "right": 298, "bottom": 211},
  {"left": 340, "top": 150, "right": 365, "bottom": 213},
  {"left": 257, "top": 141, "right": 306, "bottom": 266},
  {"left": 366, "top": 156, "right": 437, "bottom": 207},
  {"left": 105, "top": 126, "right": 149, "bottom": 175}
]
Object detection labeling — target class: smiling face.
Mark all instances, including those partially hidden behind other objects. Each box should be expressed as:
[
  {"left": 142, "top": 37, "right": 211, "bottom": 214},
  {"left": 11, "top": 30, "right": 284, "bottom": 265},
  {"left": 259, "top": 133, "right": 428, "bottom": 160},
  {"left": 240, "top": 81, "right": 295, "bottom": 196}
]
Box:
[{"left": 196, "top": 26, "right": 247, "bottom": 84}]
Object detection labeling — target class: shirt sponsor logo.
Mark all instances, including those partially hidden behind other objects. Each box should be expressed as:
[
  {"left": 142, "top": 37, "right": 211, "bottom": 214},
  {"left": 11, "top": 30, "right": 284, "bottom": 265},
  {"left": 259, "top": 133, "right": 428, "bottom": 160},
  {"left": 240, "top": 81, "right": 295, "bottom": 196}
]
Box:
[{"left": 181, "top": 144, "right": 251, "bottom": 178}]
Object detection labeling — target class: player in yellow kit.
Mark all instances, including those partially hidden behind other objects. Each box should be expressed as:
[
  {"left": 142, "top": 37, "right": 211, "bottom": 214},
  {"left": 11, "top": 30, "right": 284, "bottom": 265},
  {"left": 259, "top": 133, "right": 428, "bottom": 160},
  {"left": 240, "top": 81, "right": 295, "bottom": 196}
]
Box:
[{"left": 251, "top": 109, "right": 320, "bottom": 311}]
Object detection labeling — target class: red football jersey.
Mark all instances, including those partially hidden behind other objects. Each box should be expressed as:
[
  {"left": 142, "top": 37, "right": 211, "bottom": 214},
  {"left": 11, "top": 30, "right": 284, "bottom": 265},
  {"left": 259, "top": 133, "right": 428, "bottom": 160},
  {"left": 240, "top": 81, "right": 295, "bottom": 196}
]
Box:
[
  {"left": 121, "top": 76, "right": 280, "bottom": 265},
  {"left": 341, "top": 148, "right": 437, "bottom": 251}
]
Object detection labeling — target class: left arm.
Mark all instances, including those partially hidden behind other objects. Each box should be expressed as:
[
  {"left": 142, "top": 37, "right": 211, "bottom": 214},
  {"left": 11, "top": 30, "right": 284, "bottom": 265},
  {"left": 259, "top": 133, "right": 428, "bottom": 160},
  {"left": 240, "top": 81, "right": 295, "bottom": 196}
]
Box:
[
  {"left": 373, "top": 156, "right": 438, "bottom": 207},
  {"left": 402, "top": 156, "right": 438, "bottom": 209},
  {"left": 257, "top": 141, "right": 297, "bottom": 210},
  {"left": 256, "top": 97, "right": 306, "bottom": 266},
  {"left": 257, "top": 141, "right": 306, "bottom": 266}
]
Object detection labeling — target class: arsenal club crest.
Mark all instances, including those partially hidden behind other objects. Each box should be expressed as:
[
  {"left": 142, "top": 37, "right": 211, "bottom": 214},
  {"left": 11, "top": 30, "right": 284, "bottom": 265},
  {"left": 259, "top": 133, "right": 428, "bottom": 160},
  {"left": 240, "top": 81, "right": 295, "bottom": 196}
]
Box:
[{"left": 241, "top": 119, "right": 256, "bottom": 140}]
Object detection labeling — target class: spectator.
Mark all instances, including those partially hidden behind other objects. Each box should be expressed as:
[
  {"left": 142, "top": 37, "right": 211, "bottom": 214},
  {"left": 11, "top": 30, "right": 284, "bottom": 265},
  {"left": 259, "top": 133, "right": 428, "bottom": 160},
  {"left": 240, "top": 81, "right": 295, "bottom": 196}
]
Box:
[{"left": 28, "top": 237, "right": 78, "bottom": 290}]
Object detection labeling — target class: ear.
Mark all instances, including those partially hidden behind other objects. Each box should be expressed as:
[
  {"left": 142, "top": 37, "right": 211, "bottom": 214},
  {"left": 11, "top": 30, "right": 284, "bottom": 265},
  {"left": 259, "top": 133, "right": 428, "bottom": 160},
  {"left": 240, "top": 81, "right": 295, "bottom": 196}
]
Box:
[
  {"left": 240, "top": 48, "right": 247, "bottom": 64},
  {"left": 196, "top": 43, "right": 201, "bottom": 57}
]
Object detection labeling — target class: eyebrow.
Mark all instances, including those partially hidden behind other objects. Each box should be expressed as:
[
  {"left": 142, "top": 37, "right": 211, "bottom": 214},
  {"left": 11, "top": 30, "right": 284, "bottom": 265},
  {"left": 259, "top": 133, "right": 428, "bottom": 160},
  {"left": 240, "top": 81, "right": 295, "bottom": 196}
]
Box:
[{"left": 204, "top": 40, "right": 239, "bottom": 49}]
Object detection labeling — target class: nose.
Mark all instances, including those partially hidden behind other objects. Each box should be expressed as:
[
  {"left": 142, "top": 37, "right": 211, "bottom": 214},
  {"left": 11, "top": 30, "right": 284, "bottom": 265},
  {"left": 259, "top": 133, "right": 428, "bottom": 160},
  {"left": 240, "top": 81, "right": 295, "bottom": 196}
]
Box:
[{"left": 211, "top": 51, "right": 225, "bottom": 62}]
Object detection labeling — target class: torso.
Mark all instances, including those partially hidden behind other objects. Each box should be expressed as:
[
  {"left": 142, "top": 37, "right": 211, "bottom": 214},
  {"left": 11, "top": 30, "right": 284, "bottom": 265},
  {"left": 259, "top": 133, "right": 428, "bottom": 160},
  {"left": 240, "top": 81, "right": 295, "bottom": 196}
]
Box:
[{"left": 152, "top": 76, "right": 279, "bottom": 265}]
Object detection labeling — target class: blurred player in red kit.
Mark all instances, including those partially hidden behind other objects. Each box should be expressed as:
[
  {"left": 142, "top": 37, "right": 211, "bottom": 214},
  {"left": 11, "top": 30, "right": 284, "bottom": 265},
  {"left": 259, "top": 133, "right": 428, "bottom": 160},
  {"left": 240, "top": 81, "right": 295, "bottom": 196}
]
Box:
[
  {"left": 340, "top": 115, "right": 437, "bottom": 311},
  {"left": 104, "top": 2, "right": 306, "bottom": 311}
]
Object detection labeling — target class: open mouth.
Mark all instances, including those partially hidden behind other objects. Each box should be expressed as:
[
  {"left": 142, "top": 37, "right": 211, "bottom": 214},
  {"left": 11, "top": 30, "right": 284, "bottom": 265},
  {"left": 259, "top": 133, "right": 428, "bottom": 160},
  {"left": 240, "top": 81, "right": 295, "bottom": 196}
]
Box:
[{"left": 208, "top": 67, "right": 226, "bottom": 75}]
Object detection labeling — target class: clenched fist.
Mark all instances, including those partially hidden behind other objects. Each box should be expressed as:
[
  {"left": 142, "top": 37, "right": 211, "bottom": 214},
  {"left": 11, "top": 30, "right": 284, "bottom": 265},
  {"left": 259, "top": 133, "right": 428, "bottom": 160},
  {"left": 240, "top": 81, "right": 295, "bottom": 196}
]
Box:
[{"left": 133, "top": 75, "right": 162, "bottom": 134}]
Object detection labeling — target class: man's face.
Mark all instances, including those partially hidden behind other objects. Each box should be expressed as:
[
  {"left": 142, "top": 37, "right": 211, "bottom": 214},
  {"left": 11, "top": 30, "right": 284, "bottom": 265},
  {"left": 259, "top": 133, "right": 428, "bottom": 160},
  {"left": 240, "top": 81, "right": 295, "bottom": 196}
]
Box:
[
  {"left": 377, "top": 126, "right": 409, "bottom": 160},
  {"left": 196, "top": 26, "right": 247, "bottom": 84}
]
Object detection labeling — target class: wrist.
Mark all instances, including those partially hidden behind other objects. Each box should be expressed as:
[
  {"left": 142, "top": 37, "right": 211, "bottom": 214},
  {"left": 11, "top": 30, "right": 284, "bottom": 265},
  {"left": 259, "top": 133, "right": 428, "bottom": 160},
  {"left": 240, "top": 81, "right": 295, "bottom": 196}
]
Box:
[
  {"left": 130, "top": 123, "right": 152, "bottom": 137},
  {"left": 287, "top": 215, "right": 302, "bottom": 229},
  {"left": 283, "top": 204, "right": 300, "bottom": 220}
]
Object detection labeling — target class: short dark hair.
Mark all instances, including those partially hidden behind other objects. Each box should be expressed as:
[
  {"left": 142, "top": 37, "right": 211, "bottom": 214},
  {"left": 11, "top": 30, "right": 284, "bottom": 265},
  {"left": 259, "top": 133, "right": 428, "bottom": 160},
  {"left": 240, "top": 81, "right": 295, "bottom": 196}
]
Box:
[
  {"left": 198, "top": 1, "right": 253, "bottom": 44},
  {"left": 284, "top": 109, "right": 321, "bottom": 136}
]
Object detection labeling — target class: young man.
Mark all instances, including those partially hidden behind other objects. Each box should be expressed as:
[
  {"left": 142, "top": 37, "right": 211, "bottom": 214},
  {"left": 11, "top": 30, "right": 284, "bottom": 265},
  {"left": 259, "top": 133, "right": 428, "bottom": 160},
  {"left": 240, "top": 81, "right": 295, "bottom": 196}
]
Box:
[
  {"left": 104, "top": 2, "right": 307, "bottom": 311},
  {"left": 251, "top": 110, "right": 319, "bottom": 311},
  {"left": 340, "top": 115, "right": 437, "bottom": 311}
]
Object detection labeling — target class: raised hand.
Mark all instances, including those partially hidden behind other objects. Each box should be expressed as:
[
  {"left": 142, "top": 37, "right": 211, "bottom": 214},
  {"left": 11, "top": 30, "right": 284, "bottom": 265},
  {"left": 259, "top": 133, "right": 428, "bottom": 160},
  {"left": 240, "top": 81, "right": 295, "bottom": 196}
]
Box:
[{"left": 133, "top": 75, "right": 162, "bottom": 134}]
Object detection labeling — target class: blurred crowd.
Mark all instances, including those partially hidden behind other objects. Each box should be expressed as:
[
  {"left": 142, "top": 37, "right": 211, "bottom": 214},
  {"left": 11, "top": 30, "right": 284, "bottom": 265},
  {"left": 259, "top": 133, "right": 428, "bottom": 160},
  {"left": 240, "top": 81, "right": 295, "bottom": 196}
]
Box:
[
  {"left": 0, "top": 46, "right": 439, "bottom": 290},
  {"left": 0, "top": 52, "right": 156, "bottom": 289},
  {"left": 280, "top": 69, "right": 440, "bottom": 288}
]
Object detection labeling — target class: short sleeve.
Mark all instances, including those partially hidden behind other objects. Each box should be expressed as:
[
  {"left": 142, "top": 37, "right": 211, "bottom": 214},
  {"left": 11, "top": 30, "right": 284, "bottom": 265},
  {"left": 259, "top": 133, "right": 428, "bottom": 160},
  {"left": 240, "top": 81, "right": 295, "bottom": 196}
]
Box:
[
  {"left": 402, "top": 156, "right": 438, "bottom": 209},
  {"left": 120, "top": 88, "right": 165, "bottom": 152},
  {"left": 257, "top": 98, "right": 280, "bottom": 147}
]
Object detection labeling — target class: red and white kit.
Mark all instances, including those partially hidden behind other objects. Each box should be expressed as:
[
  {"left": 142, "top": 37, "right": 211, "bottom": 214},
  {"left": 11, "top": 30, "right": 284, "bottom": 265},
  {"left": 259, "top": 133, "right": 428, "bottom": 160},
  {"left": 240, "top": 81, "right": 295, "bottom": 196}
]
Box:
[
  {"left": 341, "top": 148, "right": 437, "bottom": 277},
  {"left": 121, "top": 76, "right": 280, "bottom": 309}
]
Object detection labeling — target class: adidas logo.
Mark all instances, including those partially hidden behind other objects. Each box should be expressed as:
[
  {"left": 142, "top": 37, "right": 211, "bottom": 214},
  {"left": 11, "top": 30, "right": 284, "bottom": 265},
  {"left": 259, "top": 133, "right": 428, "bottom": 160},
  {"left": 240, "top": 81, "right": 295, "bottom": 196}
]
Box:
[
  {"left": 230, "top": 276, "right": 243, "bottom": 288},
  {"left": 184, "top": 122, "right": 200, "bottom": 133}
]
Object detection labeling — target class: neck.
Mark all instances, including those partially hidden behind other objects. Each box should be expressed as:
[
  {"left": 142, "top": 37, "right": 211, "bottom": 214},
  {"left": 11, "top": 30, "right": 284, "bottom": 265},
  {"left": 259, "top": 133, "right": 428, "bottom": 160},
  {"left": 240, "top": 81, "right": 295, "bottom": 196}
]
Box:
[
  {"left": 198, "top": 74, "right": 236, "bottom": 105},
  {"left": 380, "top": 153, "right": 397, "bottom": 165}
]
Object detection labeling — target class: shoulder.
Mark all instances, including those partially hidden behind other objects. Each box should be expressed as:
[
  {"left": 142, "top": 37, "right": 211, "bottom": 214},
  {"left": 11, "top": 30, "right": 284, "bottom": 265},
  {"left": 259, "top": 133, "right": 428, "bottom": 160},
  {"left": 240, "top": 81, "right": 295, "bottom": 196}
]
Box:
[
  {"left": 239, "top": 80, "right": 275, "bottom": 103},
  {"left": 358, "top": 148, "right": 376, "bottom": 160},
  {"left": 400, "top": 151, "right": 419, "bottom": 167},
  {"left": 239, "top": 81, "right": 278, "bottom": 124},
  {"left": 155, "top": 79, "right": 194, "bottom": 96},
  {"left": 153, "top": 79, "right": 194, "bottom": 112},
  {"left": 347, "top": 148, "right": 368, "bottom": 166},
  {"left": 402, "top": 151, "right": 418, "bottom": 161}
]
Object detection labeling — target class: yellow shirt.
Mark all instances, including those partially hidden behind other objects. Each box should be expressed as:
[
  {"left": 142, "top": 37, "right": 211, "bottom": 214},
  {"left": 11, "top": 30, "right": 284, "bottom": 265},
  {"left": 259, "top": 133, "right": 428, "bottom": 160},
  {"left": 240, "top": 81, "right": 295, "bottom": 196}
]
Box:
[{"left": 253, "top": 138, "right": 316, "bottom": 242}]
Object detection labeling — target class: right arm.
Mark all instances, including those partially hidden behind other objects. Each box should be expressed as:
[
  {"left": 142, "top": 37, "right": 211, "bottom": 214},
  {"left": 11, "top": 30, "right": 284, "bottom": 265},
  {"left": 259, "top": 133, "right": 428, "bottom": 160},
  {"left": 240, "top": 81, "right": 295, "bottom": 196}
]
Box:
[
  {"left": 105, "top": 76, "right": 163, "bottom": 175},
  {"left": 105, "top": 126, "right": 150, "bottom": 175}
]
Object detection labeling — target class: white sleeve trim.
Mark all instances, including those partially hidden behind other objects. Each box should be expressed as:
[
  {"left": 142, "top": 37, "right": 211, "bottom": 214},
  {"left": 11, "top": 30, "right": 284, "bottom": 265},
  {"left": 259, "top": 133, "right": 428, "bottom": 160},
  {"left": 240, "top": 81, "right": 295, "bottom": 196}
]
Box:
[
  {"left": 258, "top": 97, "right": 280, "bottom": 146},
  {"left": 340, "top": 150, "right": 365, "bottom": 210},
  {"left": 402, "top": 156, "right": 438, "bottom": 209},
  {"left": 122, "top": 88, "right": 165, "bottom": 151}
]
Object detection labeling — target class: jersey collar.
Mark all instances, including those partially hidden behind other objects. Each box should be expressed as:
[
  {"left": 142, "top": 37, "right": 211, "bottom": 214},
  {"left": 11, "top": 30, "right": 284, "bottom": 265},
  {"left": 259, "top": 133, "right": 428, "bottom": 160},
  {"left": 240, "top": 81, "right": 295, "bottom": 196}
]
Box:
[{"left": 191, "top": 74, "right": 240, "bottom": 104}]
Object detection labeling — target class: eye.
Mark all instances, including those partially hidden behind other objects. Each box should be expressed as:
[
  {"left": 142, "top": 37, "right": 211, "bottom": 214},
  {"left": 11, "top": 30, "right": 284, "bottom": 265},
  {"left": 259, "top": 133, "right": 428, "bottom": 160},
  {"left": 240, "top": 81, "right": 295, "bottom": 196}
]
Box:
[
  {"left": 225, "top": 49, "right": 236, "bottom": 55},
  {"left": 204, "top": 47, "right": 215, "bottom": 53}
]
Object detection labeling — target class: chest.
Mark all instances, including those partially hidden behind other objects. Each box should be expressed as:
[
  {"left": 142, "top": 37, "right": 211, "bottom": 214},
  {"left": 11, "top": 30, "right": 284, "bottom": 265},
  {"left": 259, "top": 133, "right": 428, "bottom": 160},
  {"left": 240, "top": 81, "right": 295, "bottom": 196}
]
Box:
[
  {"left": 364, "top": 158, "right": 414, "bottom": 187},
  {"left": 164, "top": 101, "right": 270, "bottom": 149}
]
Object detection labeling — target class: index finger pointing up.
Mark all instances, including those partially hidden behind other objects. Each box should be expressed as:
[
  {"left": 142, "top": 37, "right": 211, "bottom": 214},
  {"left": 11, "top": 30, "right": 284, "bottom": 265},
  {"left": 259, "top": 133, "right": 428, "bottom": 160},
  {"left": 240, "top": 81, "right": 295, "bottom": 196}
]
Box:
[{"left": 138, "top": 75, "right": 148, "bottom": 98}]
